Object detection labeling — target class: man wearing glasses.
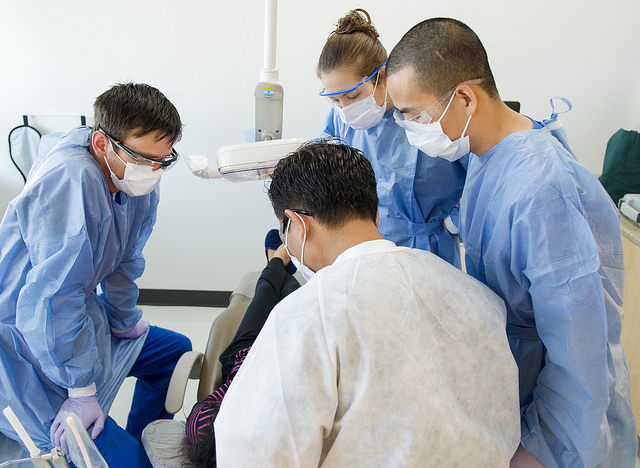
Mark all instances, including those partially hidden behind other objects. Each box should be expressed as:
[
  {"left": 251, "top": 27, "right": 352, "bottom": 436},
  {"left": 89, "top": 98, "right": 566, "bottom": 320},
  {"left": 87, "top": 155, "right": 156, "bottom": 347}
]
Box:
[
  {"left": 385, "top": 18, "right": 637, "bottom": 467},
  {"left": 214, "top": 140, "right": 521, "bottom": 467},
  {"left": 0, "top": 83, "right": 191, "bottom": 467}
]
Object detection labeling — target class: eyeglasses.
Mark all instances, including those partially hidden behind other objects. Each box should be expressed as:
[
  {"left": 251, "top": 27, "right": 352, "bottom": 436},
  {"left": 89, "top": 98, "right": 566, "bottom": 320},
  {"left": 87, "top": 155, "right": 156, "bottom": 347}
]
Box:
[
  {"left": 98, "top": 127, "right": 179, "bottom": 171},
  {"left": 279, "top": 209, "right": 313, "bottom": 244},
  {"left": 319, "top": 62, "right": 387, "bottom": 97},
  {"left": 394, "top": 78, "right": 484, "bottom": 127}
]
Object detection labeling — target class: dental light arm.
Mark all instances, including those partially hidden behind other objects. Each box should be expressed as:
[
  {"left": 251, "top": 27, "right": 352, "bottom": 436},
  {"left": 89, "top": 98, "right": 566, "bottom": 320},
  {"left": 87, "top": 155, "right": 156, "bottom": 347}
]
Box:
[
  {"left": 188, "top": 0, "right": 303, "bottom": 182},
  {"left": 254, "top": 0, "right": 283, "bottom": 142}
]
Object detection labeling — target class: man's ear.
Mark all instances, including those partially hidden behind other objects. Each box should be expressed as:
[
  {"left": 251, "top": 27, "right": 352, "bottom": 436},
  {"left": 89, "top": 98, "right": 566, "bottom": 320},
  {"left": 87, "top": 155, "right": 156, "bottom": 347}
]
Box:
[
  {"left": 284, "top": 209, "right": 306, "bottom": 243},
  {"left": 456, "top": 84, "right": 478, "bottom": 117},
  {"left": 375, "top": 211, "right": 380, "bottom": 228},
  {"left": 284, "top": 209, "right": 303, "bottom": 239},
  {"left": 91, "top": 130, "right": 109, "bottom": 157}
]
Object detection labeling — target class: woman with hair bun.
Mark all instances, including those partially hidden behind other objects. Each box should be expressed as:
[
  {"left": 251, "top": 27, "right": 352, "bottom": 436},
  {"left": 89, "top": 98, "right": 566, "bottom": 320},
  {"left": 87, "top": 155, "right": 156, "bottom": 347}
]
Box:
[{"left": 318, "top": 8, "right": 466, "bottom": 267}]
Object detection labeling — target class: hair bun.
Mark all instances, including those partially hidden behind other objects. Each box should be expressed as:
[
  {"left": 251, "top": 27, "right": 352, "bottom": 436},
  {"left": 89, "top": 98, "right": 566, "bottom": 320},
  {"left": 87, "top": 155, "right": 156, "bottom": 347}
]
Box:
[{"left": 334, "top": 9, "right": 379, "bottom": 38}]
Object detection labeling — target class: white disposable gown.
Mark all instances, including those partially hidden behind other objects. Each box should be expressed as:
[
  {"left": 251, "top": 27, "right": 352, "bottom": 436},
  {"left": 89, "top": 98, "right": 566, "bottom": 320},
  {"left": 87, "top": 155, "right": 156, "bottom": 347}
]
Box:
[
  {"left": 320, "top": 108, "right": 466, "bottom": 266},
  {"left": 461, "top": 121, "right": 638, "bottom": 467},
  {"left": 215, "top": 240, "right": 520, "bottom": 467},
  {"left": 0, "top": 127, "right": 152, "bottom": 450}
]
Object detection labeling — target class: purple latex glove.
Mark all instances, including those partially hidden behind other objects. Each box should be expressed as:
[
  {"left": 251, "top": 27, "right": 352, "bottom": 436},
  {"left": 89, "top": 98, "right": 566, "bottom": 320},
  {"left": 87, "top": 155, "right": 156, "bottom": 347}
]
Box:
[
  {"left": 50, "top": 395, "right": 106, "bottom": 453},
  {"left": 111, "top": 319, "right": 149, "bottom": 339}
]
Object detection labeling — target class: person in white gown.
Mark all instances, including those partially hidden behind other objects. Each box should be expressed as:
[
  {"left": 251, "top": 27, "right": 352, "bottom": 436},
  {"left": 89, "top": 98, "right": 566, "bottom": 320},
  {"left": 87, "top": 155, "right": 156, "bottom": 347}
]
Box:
[{"left": 214, "top": 140, "right": 520, "bottom": 467}]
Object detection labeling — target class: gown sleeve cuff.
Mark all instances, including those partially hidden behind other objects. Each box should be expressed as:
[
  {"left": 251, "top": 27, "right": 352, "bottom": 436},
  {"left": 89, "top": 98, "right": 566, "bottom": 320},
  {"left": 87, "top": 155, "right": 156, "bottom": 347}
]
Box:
[{"left": 68, "top": 383, "right": 97, "bottom": 398}]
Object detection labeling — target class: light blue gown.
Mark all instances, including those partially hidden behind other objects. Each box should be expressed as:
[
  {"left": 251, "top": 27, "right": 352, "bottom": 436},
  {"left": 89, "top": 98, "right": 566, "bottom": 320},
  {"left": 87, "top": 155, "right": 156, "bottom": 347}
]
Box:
[
  {"left": 0, "top": 126, "right": 153, "bottom": 451},
  {"left": 461, "top": 120, "right": 637, "bottom": 467},
  {"left": 321, "top": 107, "right": 465, "bottom": 266}
]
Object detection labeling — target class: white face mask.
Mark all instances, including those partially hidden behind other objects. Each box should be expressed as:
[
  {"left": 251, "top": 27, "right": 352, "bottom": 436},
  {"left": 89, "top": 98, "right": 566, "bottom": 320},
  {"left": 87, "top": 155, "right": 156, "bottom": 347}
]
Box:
[
  {"left": 335, "top": 74, "right": 387, "bottom": 130},
  {"left": 284, "top": 212, "right": 315, "bottom": 281},
  {"left": 397, "top": 92, "right": 471, "bottom": 162},
  {"left": 104, "top": 151, "right": 163, "bottom": 197},
  {"left": 335, "top": 93, "right": 386, "bottom": 130}
]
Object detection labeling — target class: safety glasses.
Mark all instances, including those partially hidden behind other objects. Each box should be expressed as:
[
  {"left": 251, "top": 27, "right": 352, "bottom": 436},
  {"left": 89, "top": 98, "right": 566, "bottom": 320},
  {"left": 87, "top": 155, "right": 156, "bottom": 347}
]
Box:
[
  {"left": 279, "top": 209, "right": 313, "bottom": 244},
  {"left": 394, "top": 77, "right": 484, "bottom": 127},
  {"left": 98, "top": 127, "right": 179, "bottom": 171},
  {"left": 319, "top": 62, "right": 387, "bottom": 97}
]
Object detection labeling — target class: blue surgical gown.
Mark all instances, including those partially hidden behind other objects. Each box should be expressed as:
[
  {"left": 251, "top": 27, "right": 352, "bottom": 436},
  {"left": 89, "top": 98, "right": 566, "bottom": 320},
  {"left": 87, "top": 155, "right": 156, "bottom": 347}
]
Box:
[
  {"left": 320, "top": 107, "right": 465, "bottom": 266},
  {"left": 0, "top": 126, "right": 154, "bottom": 451},
  {"left": 461, "top": 121, "right": 637, "bottom": 467}
]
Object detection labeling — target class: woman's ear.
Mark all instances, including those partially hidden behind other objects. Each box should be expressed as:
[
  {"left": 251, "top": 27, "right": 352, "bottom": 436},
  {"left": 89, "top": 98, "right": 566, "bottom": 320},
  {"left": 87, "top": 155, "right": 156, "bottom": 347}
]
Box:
[{"left": 378, "top": 65, "right": 387, "bottom": 85}]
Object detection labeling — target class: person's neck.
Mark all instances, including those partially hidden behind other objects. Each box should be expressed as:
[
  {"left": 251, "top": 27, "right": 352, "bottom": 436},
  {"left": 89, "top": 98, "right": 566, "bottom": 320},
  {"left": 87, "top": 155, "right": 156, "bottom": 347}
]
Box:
[
  {"left": 311, "top": 219, "right": 383, "bottom": 271},
  {"left": 469, "top": 98, "right": 533, "bottom": 155},
  {"left": 89, "top": 143, "right": 119, "bottom": 193}
]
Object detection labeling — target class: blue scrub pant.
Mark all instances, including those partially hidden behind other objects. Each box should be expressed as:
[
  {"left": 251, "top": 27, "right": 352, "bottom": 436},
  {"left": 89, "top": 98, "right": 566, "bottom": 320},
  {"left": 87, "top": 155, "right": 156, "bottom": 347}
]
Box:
[
  {"left": 87, "top": 417, "right": 151, "bottom": 468},
  {"left": 83, "top": 325, "right": 191, "bottom": 467},
  {"left": 126, "top": 325, "right": 192, "bottom": 440}
]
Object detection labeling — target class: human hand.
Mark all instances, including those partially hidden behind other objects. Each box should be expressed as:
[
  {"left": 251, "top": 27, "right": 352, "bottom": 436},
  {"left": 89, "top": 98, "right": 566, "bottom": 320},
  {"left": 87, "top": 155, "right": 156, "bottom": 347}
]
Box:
[
  {"left": 50, "top": 395, "right": 106, "bottom": 453},
  {"left": 111, "top": 319, "right": 149, "bottom": 339}
]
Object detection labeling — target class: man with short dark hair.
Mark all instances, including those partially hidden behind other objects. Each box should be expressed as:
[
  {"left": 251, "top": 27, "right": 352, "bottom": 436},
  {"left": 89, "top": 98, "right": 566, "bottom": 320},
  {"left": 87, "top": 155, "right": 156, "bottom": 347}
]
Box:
[
  {"left": 386, "top": 18, "right": 637, "bottom": 467},
  {"left": 0, "top": 83, "right": 191, "bottom": 467},
  {"left": 214, "top": 141, "right": 520, "bottom": 467}
]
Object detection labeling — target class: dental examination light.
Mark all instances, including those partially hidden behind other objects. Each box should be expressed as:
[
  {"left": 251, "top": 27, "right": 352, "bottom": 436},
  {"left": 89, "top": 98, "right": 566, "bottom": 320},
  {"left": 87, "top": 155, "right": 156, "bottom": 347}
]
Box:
[
  {"left": 185, "top": 0, "right": 305, "bottom": 182},
  {"left": 217, "top": 138, "right": 306, "bottom": 182}
]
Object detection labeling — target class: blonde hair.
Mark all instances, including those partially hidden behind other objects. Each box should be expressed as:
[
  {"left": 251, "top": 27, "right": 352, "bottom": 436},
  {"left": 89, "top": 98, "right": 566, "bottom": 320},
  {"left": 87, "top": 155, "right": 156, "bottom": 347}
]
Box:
[{"left": 317, "top": 9, "right": 387, "bottom": 79}]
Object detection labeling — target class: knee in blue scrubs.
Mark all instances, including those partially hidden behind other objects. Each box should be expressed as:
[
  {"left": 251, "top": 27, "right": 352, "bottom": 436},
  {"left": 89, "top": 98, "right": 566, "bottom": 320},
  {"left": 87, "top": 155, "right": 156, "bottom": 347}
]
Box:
[
  {"left": 76, "top": 416, "right": 151, "bottom": 468},
  {"left": 126, "top": 326, "right": 192, "bottom": 440}
]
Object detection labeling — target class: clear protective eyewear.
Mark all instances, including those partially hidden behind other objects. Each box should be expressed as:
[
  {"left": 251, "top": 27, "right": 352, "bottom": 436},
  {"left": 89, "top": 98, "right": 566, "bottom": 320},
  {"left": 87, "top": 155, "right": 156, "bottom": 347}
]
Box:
[
  {"left": 319, "top": 61, "right": 387, "bottom": 97},
  {"left": 279, "top": 209, "right": 313, "bottom": 244},
  {"left": 394, "top": 78, "right": 484, "bottom": 127},
  {"left": 98, "top": 127, "right": 179, "bottom": 171}
]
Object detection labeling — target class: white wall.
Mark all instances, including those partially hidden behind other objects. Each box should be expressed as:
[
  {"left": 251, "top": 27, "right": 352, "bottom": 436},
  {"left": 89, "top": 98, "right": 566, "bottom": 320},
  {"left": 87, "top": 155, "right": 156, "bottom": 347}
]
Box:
[{"left": 1, "top": 0, "right": 639, "bottom": 291}]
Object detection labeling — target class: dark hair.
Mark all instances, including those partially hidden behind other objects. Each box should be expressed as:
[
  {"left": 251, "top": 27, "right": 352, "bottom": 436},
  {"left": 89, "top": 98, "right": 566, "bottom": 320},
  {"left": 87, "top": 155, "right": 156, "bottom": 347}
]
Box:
[
  {"left": 268, "top": 140, "right": 378, "bottom": 228},
  {"left": 182, "top": 400, "right": 220, "bottom": 467},
  {"left": 387, "top": 18, "right": 499, "bottom": 98},
  {"left": 92, "top": 82, "right": 183, "bottom": 144},
  {"left": 317, "top": 8, "right": 387, "bottom": 79}
]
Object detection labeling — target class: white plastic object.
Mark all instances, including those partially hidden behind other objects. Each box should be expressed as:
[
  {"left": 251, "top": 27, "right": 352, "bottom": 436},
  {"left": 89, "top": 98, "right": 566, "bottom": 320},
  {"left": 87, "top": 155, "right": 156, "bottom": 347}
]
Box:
[
  {"left": 255, "top": 0, "right": 283, "bottom": 142},
  {"left": 619, "top": 194, "right": 640, "bottom": 223},
  {"left": 63, "top": 413, "right": 108, "bottom": 468},
  {"left": 255, "top": 81, "right": 283, "bottom": 142},
  {"left": 217, "top": 138, "right": 306, "bottom": 182},
  {"left": 164, "top": 350, "right": 204, "bottom": 414},
  {"left": 2, "top": 406, "right": 41, "bottom": 458},
  {"left": 261, "top": 0, "right": 278, "bottom": 83},
  {"left": 182, "top": 154, "right": 223, "bottom": 180}
]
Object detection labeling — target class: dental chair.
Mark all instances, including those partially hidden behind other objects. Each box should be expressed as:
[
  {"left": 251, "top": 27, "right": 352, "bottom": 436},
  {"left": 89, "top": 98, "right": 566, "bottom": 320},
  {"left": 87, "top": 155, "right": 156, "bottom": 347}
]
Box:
[
  {"left": 141, "top": 270, "right": 262, "bottom": 468},
  {"left": 504, "top": 100, "right": 521, "bottom": 112}
]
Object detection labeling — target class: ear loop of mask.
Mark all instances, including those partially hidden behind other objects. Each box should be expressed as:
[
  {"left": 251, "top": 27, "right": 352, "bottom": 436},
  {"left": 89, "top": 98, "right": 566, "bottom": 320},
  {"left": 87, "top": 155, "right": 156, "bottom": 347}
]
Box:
[
  {"left": 372, "top": 69, "right": 388, "bottom": 108},
  {"left": 103, "top": 144, "right": 120, "bottom": 177},
  {"left": 285, "top": 212, "right": 307, "bottom": 266},
  {"left": 297, "top": 212, "right": 307, "bottom": 266},
  {"left": 439, "top": 89, "right": 472, "bottom": 138},
  {"left": 104, "top": 140, "right": 128, "bottom": 174},
  {"left": 437, "top": 91, "right": 457, "bottom": 123}
]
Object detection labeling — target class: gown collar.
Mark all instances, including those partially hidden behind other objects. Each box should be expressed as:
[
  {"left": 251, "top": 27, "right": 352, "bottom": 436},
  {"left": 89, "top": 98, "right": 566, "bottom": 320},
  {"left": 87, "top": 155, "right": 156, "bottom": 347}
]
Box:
[{"left": 334, "top": 239, "right": 398, "bottom": 265}]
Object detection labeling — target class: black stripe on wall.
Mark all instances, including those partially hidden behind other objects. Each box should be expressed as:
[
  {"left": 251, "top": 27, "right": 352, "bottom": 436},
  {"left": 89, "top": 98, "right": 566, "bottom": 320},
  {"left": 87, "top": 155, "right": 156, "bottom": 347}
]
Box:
[{"left": 137, "top": 289, "right": 232, "bottom": 308}]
